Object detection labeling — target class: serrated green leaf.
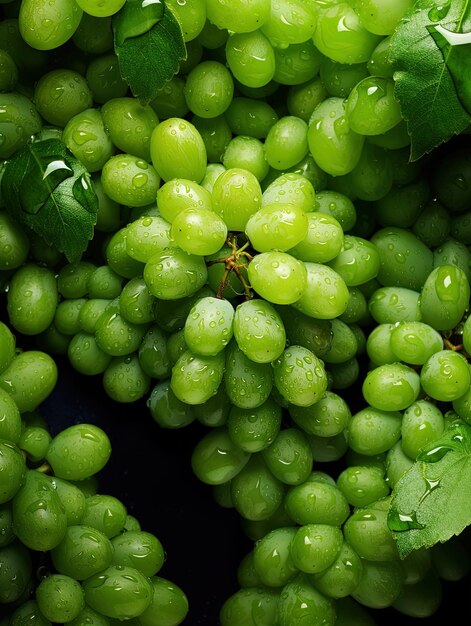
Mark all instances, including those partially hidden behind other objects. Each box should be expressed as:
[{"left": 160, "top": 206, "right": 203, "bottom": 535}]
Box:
[
  {"left": 390, "top": 0, "right": 471, "bottom": 161},
  {"left": 388, "top": 420, "right": 471, "bottom": 558},
  {"left": 113, "top": 0, "right": 187, "bottom": 104},
  {"left": 1, "top": 139, "right": 97, "bottom": 263}
]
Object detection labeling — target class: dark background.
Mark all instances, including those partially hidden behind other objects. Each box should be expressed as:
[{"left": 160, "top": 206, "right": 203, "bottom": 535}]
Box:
[{"left": 36, "top": 350, "right": 470, "bottom": 626}]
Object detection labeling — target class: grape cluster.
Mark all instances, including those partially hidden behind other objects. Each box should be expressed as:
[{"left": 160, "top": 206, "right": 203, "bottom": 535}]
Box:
[
  {"left": 2, "top": 0, "right": 471, "bottom": 624},
  {"left": 0, "top": 323, "right": 188, "bottom": 625}
]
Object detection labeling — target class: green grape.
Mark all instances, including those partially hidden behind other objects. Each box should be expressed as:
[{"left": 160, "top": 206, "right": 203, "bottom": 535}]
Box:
[
  {"left": 50, "top": 477, "right": 86, "bottom": 525},
  {"left": 138, "top": 325, "right": 171, "bottom": 379},
  {"left": 289, "top": 212, "right": 343, "bottom": 264},
  {"left": 368, "top": 286, "right": 422, "bottom": 325},
  {"left": 290, "top": 524, "right": 343, "bottom": 574},
  {"left": 344, "top": 507, "right": 399, "bottom": 561},
  {"left": 273, "top": 40, "right": 323, "bottom": 86},
  {"left": 289, "top": 390, "right": 351, "bottom": 437},
  {"left": 354, "top": 0, "right": 414, "bottom": 35},
  {"left": 82, "top": 565, "right": 153, "bottom": 619},
  {"left": 339, "top": 288, "right": 369, "bottom": 325},
  {"left": 277, "top": 573, "right": 336, "bottom": 626},
  {"left": 260, "top": 0, "right": 318, "bottom": 46},
  {"left": 80, "top": 494, "right": 126, "bottom": 538},
  {"left": 119, "top": 277, "right": 155, "bottom": 325},
  {"left": 273, "top": 346, "right": 328, "bottom": 408},
  {"left": 111, "top": 531, "right": 165, "bottom": 577},
  {"left": 264, "top": 116, "right": 308, "bottom": 170},
  {"left": 125, "top": 216, "right": 173, "bottom": 263},
  {"left": 287, "top": 78, "right": 327, "bottom": 123},
  {"left": 419, "top": 264, "right": 470, "bottom": 331},
  {"left": 262, "top": 427, "right": 313, "bottom": 485},
  {"left": 166, "top": 329, "right": 188, "bottom": 365},
  {"left": 171, "top": 206, "right": 228, "bottom": 255},
  {"left": 103, "top": 354, "right": 151, "bottom": 403},
  {"left": 183, "top": 296, "right": 234, "bottom": 356},
  {"left": 184, "top": 60, "right": 233, "bottom": 117},
  {"left": 222, "top": 136, "right": 269, "bottom": 182},
  {"left": 253, "top": 526, "right": 298, "bottom": 587},
  {"left": 337, "top": 465, "right": 389, "bottom": 508},
  {"left": 101, "top": 154, "right": 161, "bottom": 208},
  {"left": 36, "top": 324, "right": 71, "bottom": 357},
  {"left": 77, "top": 299, "right": 111, "bottom": 333},
  {"left": 147, "top": 380, "right": 195, "bottom": 429},
  {"left": 18, "top": 425, "right": 52, "bottom": 463},
  {"left": 401, "top": 400, "right": 445, "bottom": 460},
  {"left": 308, "top": 97, "right": 365, "bottom": 177},
  {"left": 246, "top": 202, "right": 308, "bottom": 252},
  {"left": 0, "top": 440, "right": 25, "bottom": 503},
  {"left": 51, "top": 524, "right": 111, "bottom": 580},
  {"left": 233, "top": 299, "right": 286, "bottom": 363},
  {"left": 237, "top": 552, "right": 264, "bottom": 588},
  {"left": 224, "top": 340, "right": 273, "bottom": 409},
  {"left": 150, "top": 76, "right": 189, "bottom": 120},
  {"left": 292, "top": 262, "right": 349, "bottom": 319},
  {"left": 385, "top": 440, "right": 414, "bottom": 486},
  {"left": 7, "top": 263, "right": 58, "bottom": 335},
  {"left": 224, "top": 97, "right": 279, "bottom": 139},
  {"left": 205, "top": 0, "right": 270, "bottom": 33},
  {"left": 351, "top": 560, "right": 404, "bottom": 609},
  {"left": 313, "top": 190, "right": 356, "bottom": 231},
  {"left": 433, "top": 238, "right": 471, "bottom": 285},
  {"left": 231, "top": 454, "right": 285, "bottom": 521},
  {"left": 389, "top": 321, "right": 443, "bottom": 365},
  {"left": 0, "top": 211, "right": 30, "bottom": 271},
  {"left": 179, "top": 38, "right": 204, "bottom": 74},
  {"left": 314, "top": 3, "right": 381, "bottom": 63},
  {"left": 101, "top": 97, "right": 158, "bottom": 161},
  {"left": 76, "top": 0, "right": 125, "bottom": 16},
  {"left": 73, "top": 14, "right": 113, "bottom": 53},
  {"left": 166, "top": 0, "right": 206, "bottom": 41},
  {"left": 63, "top": 108, "right": 114, "bottom": 173},
  {"left": 211, "top": 167, "right": 262, "bottom": 231},
  {"left": 346, "top": 76, "right": 402, "bottom": 135},
  {"left": 420, "top": 350, "right": 471, "bottom": 402},
  {"left": 226, "top": 398, "right": 282, "bottom": 452},
  {"left": 370, "top": 227, "right": 433, "bottom": 290},
  {"left": 0, "top": 385, "right": 21, "bottom": 443},
  {"left": 150, "top": 117, "right": 207, "bottom": 183},
  {"left": 33, "top": 69, "right": 92, "bottom": 126},
  {"left": 68, "top": 332, "right": 112, "bottom": 376},
  {"left": 341, "top": 142, "right": 393, "bottom": 202},
  {"left": 362, "top": 362, "right": 420, "bottom": 412},
  {"left": 261, "top": 172, "right": 315, "bottom": 212},
  {"left": 171, "top": 349, "right": 224, "bottom": 405},
  {"left": 392, "top": 570, "right": 442, "bottom": 618},
  {"left": 138, "top": 576, "right": 189, "bottom": 626},
  {"left": 85, "top": 52, "right": 128, "bottom": 104},
  {"left": 19, "top": 0, "right": 83, "bottom": 50},
  {"left": 225, "top": 31, "right": 275, "bottom": 89},
  {"left": 95, "top": 301, "right": 148, "bottom": 356},
  {"left": 157, "top": 178, "right": 212, "bottom": 223},
  {"left": 310, "top": 541, "right": 364, "bottom": 599},
  {"left": 248, "top": 251, "right": 308, "bottom": 305},
  {"left": 197, "top": 18, "right": 228, "bottom": 49},
  {"left": 193, "top": 114, "right": 232, "bottom": 163},
  {"left": 219, "top": 587, "right": 280, "bottom": 626},
  {"left": 0, "top": 48, "right": 18, "bottom": 91},
  {"left": 58, "top": 261, "right": 96, "bottom": 298},
  {"left": 375, "top": 178, "right": 430, "bottom": 229},
  {"left": 143, "top": 248, "right": 208, "bottom": 300},
  {"left": 0, "top": 542, "right": 32, "bottom": 604},
  {"left": 12, "top": 471, "right": 67, "bottom": 551},
  {"left": 0, "top": 350, "right": 58, "bottom": 412},
  {"left": 36, "top": 574, "right": 85, "bottom": 623},
  {"left": 348, "top": 406, "right": 402, "bottom": 455},
  {"left": 328, "top": 235, "right": 380, "bottom": 286},
  {"left": 46, "top": 423, "right": 111, "bottom": 481},
  {"left": 191, "top": 426, "right": 251, "bottom": 485},
  {"left": 193, "top": 385, "right": 231, "bottom": 427},
  {"left": 319, "top": 57, "right": 369, "bottom": 99}
]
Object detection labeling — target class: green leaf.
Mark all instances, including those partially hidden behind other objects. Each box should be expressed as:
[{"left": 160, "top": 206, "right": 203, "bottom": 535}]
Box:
[
  {"left": 1, "top": 139, "right": 98, "bottom": 263},
  {"left": 113, "top": 0, "right": 187, "bottom": 104},
  {"left": 388, "top": 420, "right": 471, "bottom": 558},
  {"left": 390, "top": 0, "right": 471, "bottom": 161}
]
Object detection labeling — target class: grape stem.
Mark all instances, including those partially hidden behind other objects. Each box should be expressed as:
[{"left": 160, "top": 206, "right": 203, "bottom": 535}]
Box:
[{"left": 207, "top": 235, "right": 254, "bottom": 300}]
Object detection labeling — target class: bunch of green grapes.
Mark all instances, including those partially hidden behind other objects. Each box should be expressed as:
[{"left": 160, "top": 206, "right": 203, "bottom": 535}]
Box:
[
  {"left": 2, "top": 0, "right": 471, "bottom": 623},
  {"left": 0, "top": 323, "right": 188, "bottom": 626}
]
